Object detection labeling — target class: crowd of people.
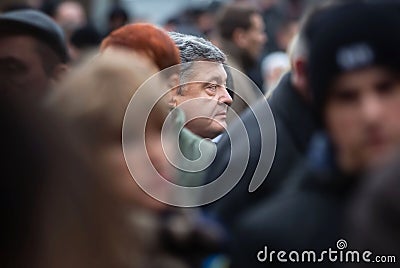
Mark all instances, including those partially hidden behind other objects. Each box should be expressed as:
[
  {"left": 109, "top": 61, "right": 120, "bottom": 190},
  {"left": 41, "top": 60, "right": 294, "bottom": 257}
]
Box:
[{"left": 1, "top": 0, "right": 400, "bottom": 267}]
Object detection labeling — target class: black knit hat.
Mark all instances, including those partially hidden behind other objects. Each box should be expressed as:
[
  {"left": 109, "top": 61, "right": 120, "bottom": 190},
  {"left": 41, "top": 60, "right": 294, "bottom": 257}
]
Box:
[
  {"left": 0, "top": 9, "right": 69, "bottom": 63},
  {"left": 307, "top": 2, "right": 400, "bottom": 124}
]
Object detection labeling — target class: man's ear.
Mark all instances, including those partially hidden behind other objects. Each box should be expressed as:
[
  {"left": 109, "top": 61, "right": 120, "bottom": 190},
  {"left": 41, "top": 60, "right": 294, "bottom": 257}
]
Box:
[
  {"left": 232, "top": 28, "right": 248, "bottom": 48},
  {"left": 167, "top": 74, "right": 181, "bottom": 108},
  {"left": 168, "top": 86, "right": 179, "bottom": 108},
  {"left": 292, "top": 57, "right": 310, "bottom": 100},
  {"left": 50, "top": 63, "right": 68, "bottom": 87},
  {"left": 50, "top": 64, "right": 68, "bottom": 84}
]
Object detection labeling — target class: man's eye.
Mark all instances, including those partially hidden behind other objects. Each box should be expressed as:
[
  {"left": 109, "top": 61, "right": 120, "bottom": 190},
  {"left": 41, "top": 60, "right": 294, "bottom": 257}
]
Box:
[
  {"left": 375, "top": 79, "right": 397, "bottom": 95},
  {"left": 332, "top": 90, "right": 359, "bottom": 104},
  {"left": 0, "top": 62, "right": 25, "bottom": 73},
  {"left": 206, "top": 84, "right": 218, "bottom": 92}
]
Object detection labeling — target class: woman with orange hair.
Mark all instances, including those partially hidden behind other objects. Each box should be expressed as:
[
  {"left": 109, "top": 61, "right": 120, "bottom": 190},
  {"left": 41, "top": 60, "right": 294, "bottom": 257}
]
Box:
[{"left": 101, "top": 23, "right": 180, "bottom": 71}]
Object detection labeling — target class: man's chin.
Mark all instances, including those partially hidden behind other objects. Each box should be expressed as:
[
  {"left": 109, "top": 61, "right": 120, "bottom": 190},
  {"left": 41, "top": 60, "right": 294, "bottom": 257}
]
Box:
[{"left": 214, "top": 122, "right": 227, "bottom": 133}]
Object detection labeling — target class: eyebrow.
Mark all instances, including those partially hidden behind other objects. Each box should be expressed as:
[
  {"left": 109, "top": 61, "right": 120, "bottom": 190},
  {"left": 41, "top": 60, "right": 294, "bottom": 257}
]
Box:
[
  {"left": 0, "top": 56, "right": 25, "bottom": 64},
  {"left": 0, "top": 57, "right": 27, "bottom": 70},
  {"left": 205, "top": 75, "right": 227, "bottom": 85}
]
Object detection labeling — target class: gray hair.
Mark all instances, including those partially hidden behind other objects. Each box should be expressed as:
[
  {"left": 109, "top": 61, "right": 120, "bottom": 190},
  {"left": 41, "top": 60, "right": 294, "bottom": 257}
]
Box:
[
  {"left": 168, "top": 32, "right": 226, "bottom": 63},
  {"left": 168, "top": 32, "right": 226, "bottom": 91}
]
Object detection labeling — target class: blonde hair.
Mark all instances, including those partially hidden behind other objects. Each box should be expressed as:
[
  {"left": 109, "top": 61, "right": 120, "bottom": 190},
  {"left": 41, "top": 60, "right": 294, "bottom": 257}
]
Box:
[
  {"left": 43, "top": 49, "right": 177, "bottom": 268},
  {"left": 47, "top": 50, "right": 169, "bottom": 148}
]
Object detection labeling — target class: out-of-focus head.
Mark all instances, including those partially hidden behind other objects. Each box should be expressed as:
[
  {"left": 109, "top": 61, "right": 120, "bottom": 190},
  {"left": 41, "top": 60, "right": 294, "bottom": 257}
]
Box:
[
  {"left": 0, "top": 9, "right": 68, "bottom": 96},
  {"left": 275, "top": 17, "right": 299, "bottom": 52},
  {"left": 216, "top": 3, "right": 267, "bottom": 61},
  {"left": 287, "top": 0, "right": 340, "bottom": 98},
  {"left": 261, "top": 51, "right": 290, "bottom": 96},
  {"left": 47, "top": 50, "right": 173, "bottom": 211},
  {"left": 69, "top": 25, "right": 102, "bottom": 62},
  {"left": 101, "top": 23, "right": 180, "bottom": 71},
  {"left": 168, "top": 32, "right": 232, "bottom": 139},
  {"left": 308, "top": 2, "right": 400, "bottom": 173},
  {"left": 54, "top": 1, "right": 86, "bottom": 34},
  {"left": 107, "top": 5, "right": 129, "bottom": 33}
]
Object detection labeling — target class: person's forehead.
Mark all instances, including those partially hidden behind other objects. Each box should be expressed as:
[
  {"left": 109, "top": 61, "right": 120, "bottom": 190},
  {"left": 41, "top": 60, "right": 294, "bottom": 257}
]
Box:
[
  {"left": 0, "top": 34, "right": 38, "bottom": 46},
  {"left": 250, "top": 13, "right": 264, "bottom": 28},
  {"left": 331, "top": 67, "right": 395, "bottom": 91},
  {"left": 0, "top": 35, "right": 39, "bottom": 58},
  {"left": 189, "top": 61, "right": 227, "bottom": 80}
]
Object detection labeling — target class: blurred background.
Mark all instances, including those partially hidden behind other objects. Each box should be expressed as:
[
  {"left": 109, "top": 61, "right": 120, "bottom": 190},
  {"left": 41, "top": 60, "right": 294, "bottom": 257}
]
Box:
[{"left": 0, "top": 0, "right": 325, "bottom": 91}]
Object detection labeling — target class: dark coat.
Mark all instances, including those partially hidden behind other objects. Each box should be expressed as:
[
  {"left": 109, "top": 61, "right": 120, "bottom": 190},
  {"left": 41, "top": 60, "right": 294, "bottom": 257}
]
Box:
[
  {"left": 229, "top": 163, "right": 360, "bottom": 268},
  {"left": 205, "top": 72, "right": 316, "bottom": 229}
]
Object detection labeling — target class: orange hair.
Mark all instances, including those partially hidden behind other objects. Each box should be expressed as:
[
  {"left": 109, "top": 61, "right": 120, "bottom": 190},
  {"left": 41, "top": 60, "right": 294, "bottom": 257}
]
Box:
[{"left": 101, "top": 23, "right": 180, "bottom": 70}]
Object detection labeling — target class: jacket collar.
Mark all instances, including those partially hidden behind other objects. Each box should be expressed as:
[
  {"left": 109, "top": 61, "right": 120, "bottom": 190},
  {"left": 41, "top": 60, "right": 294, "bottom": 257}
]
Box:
[{"left": 269, "top": 72, "right": 316, "bottom": 152}]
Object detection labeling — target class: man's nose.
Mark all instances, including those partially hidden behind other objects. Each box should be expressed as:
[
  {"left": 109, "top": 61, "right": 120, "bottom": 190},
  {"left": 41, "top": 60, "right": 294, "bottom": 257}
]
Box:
[
  {"left": 361, "top": 94, "right": 384, "bottom": 123},
  {"left": 219, "top": 86, "right": 233, "bottom": 105}
]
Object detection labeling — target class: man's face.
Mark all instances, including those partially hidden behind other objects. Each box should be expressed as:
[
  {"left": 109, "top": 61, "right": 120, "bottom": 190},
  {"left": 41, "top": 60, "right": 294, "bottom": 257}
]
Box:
[
  {"left": 241, "top": 14, "right": 267, "bottom": 60},
  {"left": 324, "top": 67, "right": 400, "bottom": 172},
  {"left": 0, "top": 35, "right": 50, "bottom": 96},
  {"left": 174, "top": 61, "right": 232, "bottom": 139}
]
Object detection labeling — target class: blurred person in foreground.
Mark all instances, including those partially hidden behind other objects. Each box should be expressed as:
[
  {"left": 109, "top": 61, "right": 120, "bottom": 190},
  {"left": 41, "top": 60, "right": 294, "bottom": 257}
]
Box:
[
  {"left": 0, "top": 53, "right": 169, "bottom": 267},
  {"left": 228, "top": 2, "right": 400, "bottom": 267},
  {"left": 47, "top": 50, "right": 224, "bottom": 267},
  {"left": 345, "top": 153, "right": 400, "bottom": 267},
  {"left": 215, "top": 2, "right": 267, "bottom": 118},
  {"left": 0, "top": 9, "right": 68, "bottom": 97},
  {"left": 168, "top": 32, "right": 233, "bottom": 140},
  {"left": 0, "top": 92, "right": 100, "bottom": 268}
]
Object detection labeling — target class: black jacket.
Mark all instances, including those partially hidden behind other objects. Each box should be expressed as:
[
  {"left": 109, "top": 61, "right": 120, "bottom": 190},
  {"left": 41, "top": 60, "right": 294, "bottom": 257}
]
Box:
[{"left": 229, "top": 160, "right": 360, "bottom": 268}]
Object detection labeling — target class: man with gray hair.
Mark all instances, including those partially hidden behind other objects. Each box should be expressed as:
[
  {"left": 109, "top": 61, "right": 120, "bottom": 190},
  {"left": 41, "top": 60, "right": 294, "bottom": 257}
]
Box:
[{"left": 169, "top": 32, "right": 233, "bottom": 139}]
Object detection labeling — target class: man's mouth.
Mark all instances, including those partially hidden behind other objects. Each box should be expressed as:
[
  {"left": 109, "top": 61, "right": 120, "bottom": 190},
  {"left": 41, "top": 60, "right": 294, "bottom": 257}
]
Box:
[{"left": 215, "top": 110, "right": 227, "bottom": 117}]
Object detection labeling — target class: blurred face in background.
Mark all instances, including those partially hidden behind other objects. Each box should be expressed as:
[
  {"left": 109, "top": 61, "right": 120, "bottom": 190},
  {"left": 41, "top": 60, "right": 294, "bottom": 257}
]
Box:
[
  {"left": 173, "top": 61, "right": 232, "bottom": 139},
  {"left": 54, "top": 1, "right": 86, "bottom": 33},
  {"left": 240, "top": 13, "right": 267, "bottom": 60},
  {"left": 324, "top": 67, "right": 400, "bottom": 173},
  {"left": 0, "top": 35, "right": 49, "bottom": 95}
]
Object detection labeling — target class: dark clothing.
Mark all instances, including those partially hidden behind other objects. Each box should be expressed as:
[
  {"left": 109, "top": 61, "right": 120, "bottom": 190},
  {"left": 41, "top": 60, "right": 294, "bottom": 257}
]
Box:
[
  {"left": 205, "top": 72, "right": 316, "bottom": 229},
  {"left": 230, "top": 160, "right": 360, "bottom": 268}
]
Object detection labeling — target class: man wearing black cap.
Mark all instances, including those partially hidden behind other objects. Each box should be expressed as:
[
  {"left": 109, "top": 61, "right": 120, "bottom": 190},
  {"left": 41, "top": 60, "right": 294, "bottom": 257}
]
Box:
[
  {"left": 0, "top": 9, "right": 68, "bottom": 97},
  {"left": 224, "top": 2, "right": 400, "bottom": 267}
]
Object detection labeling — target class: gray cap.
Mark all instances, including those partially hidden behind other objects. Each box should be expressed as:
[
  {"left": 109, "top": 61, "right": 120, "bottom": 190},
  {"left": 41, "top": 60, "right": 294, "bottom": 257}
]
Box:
[{"left": 0, "top": 9, "right": 69, "bottom": 63}]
